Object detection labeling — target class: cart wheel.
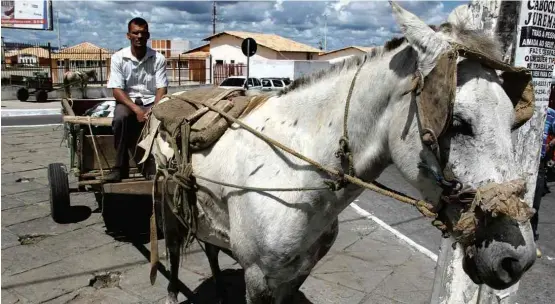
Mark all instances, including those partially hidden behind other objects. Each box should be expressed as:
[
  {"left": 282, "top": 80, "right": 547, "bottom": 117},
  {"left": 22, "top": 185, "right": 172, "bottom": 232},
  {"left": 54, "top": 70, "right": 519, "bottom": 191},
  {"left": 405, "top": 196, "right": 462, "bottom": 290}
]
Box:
[
  {"left": 16, "top": 87, "right": 29, "bottom": 102},
  {"left": 48, "top": 163, "right": 70, "bottom": 223},
  {"left": 35, "top": 90, "right": 48, "bottom": 103}
]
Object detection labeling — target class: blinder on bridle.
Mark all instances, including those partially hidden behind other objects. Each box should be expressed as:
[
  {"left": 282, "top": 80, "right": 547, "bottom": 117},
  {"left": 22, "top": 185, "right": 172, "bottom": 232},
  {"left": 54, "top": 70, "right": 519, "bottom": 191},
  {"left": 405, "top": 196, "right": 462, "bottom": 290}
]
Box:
[{"left": 409, "top": 42, "right": 536, "bottom": 240}]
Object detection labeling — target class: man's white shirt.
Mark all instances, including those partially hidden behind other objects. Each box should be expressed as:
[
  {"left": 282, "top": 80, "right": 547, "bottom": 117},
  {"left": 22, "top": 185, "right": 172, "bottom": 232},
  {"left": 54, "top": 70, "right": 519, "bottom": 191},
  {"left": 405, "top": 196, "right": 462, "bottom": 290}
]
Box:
[{"left": 107, "top": 46, "right": 168, "bottom": 106}]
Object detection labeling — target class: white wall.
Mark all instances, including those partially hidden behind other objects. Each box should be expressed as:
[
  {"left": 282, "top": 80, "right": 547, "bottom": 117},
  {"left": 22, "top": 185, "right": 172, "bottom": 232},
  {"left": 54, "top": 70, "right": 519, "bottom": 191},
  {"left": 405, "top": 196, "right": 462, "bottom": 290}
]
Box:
[
  {"left": 210, "top": 35, "right": 278, "bottom": 64},
  {"left": 249, "top": 59, "right": 295, "bottom": 79},
  {"left": 319, "top": 48, "right": 364, "bottom": 64},
  {"left": 210, "top": 35, "right": 320, "bottom": 64},
  {"left": 294, "top": 60, "right": 330, "bottom": 79},
  {"left": 248, "top": 58, "right": 330, "bottom": 80}
]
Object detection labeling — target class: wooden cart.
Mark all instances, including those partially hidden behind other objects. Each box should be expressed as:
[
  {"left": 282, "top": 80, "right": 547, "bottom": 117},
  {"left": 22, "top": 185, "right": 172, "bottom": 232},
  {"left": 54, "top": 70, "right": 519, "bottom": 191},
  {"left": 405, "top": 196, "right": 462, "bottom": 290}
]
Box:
[{"left": 48, "top": 98, "right": 157, "bottom": 223}]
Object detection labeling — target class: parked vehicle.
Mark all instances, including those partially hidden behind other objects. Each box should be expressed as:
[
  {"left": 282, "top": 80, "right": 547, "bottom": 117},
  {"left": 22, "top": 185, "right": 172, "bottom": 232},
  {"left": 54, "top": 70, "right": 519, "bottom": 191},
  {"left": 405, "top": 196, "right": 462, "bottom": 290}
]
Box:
[
  {"left": 260, "top": 78, "right": 291, "bottom": 91},
  {"left": 218, "top": 76, "right": 262, "bottom": 90}
]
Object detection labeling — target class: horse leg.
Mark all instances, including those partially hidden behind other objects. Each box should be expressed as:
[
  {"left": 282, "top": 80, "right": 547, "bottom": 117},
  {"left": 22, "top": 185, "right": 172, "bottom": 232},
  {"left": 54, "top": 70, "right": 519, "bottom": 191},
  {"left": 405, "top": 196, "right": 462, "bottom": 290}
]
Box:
[
  {"left": 205, "top": 242, "right": 228, "bottom": 303},
  {"left": 162, "top": 201, "right": 184, "bottom": 304},
  {"left": 276, "top": 218, "right": 339, "bottom": 303},
  {"left": 244, "top": 264, "right": 273, "bottom": 304}
]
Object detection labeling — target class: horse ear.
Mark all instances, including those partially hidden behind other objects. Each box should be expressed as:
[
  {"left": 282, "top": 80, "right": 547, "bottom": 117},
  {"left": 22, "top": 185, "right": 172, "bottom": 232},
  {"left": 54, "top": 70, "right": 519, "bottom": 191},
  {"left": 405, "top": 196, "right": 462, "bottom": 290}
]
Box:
[{"left": 389, "top": 1, "right": 450, "bottom": 77}]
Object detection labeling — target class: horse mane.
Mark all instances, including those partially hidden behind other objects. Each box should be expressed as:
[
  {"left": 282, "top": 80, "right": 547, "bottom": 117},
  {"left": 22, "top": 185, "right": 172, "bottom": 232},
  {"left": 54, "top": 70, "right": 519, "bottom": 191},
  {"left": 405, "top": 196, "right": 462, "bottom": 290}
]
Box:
[{"left": 279, "top": 22, "right": 503, "bottom": 96}]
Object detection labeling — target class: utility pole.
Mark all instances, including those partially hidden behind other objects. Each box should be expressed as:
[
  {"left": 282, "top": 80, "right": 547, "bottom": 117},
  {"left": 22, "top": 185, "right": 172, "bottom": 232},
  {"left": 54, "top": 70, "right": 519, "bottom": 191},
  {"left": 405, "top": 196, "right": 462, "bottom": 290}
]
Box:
[
  {"left": 212, "top": 1, "right": 217, "bottom": 34},
  {"left": 323, "top": 13, "right": 328, "bottom": 51},
  {"left": 57, "top": 10, "right": 61, "bottom": 50}
]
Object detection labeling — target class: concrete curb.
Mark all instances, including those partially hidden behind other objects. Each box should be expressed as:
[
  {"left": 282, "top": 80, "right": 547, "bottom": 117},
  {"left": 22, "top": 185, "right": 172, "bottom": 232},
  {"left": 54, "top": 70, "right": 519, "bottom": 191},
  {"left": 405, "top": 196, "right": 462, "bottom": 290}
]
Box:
[{"left": 1, "top": 109, "right": 62, "bottom": 117}]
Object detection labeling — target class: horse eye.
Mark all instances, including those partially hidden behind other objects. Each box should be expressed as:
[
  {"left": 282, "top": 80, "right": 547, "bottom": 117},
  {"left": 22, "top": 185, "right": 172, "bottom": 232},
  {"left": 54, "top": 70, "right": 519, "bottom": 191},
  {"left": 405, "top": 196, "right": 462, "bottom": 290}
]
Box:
[{"left": 451, "top": 116, "right": 474, "bottom": 137}]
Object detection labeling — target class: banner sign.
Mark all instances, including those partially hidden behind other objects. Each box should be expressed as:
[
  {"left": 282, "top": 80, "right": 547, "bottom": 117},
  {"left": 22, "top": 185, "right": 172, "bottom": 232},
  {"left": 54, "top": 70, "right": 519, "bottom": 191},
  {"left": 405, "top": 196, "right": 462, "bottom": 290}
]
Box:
[
  {"left": 514, "top": 0, "right": 555, "bottom": 108},
  {"left": 1, "top": 0, "right": 53, "bottom": 30}
]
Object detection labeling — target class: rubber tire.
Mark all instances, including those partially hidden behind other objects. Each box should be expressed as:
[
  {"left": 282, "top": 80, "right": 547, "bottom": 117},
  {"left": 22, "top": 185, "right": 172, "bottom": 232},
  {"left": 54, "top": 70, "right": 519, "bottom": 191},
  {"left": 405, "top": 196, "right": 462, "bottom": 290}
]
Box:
[
  {"left": 17, "top": 87, "right": 29, "bottom": 101},
  {"left": 35, "top": 90, "right": 48, "bottom": 103},
  {"left": 48, "top": 163, "right": 70, "bottom": 223}
]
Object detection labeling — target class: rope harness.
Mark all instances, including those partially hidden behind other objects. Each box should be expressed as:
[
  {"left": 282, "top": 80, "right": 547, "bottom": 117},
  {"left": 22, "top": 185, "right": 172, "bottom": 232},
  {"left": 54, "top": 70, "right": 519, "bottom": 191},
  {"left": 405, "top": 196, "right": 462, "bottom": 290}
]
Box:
[{"left": 147, "top": 41, "right": 537, "bottom": 284}]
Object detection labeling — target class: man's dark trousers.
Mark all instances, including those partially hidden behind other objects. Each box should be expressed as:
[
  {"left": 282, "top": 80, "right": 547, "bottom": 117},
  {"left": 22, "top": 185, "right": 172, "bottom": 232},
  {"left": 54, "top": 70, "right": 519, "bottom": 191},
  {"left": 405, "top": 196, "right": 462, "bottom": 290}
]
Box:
[{"left": 112, "top": 103, "right": 150, "bottom": 179}]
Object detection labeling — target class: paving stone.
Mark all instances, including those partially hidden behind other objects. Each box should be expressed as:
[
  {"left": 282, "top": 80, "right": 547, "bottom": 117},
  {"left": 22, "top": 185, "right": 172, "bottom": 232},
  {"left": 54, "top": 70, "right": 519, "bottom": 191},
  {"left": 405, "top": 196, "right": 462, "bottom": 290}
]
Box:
[
  {"left": 0, "top": 180, "right": 47, "bottom": 196},
  {"left": 2, "top": 201, "right": 51, "bottom": 227},
  {"left": 65, "top": 287, "right": 146, "bottom": 304},
  {"left": 370, "top": 255, "right": 434, "bottom": 304},
  {"left": 1, "top": 289, "right": 30, "bottom": 304},
  {"left": 1, "top": 243, "right": 63, "bottom": 277},
  {"left": 2, "top": 228, "right": 20, "bottom": 249},
  {"left": 5, "top": 188, "right": 50, "bottom": 205},
  {"left": 346, "top": 230, "right": 414, "bottom": 268},
  {"left": 360, "top": 293, "right": 406, "bottom": 304},
  {"left": 37, "top": 226, "right": 116, "bottom": 258},
  {"left": 120, "top": 260, "right": 202, "bottom": 303},
  {"left": 7, "top": 214, "right": 87, "bottom": 239},
  {"left": 65, "top": 242, "right": 150, "bottom": 275},
  {"left": 300, "top": 275, "right": 366, "bottom": 304},
  {"left": 313, "top": 253, "right": 393, "bottom": 292},
  {"left": 1, "top": 196, "right": 27, "bottom": 210},
  {"left": 2, "top": 260, "right": 92, "bottom": 304},
  {"left": 1, "top": 163, "right": 47, "bottom": 174}
]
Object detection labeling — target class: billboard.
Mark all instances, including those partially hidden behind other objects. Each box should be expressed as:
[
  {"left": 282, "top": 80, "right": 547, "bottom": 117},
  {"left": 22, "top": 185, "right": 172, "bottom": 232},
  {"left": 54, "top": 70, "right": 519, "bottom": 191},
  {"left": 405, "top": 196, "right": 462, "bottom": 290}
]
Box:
[{"left": 1, "top": 0, "right": 53, "bottom": 30}]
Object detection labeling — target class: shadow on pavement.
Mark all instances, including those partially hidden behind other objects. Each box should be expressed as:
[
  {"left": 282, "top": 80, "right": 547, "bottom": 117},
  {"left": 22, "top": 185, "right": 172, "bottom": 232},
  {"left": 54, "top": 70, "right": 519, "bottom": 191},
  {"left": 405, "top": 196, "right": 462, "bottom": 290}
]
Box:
[{"left": 95, "top": 193, "right": 162, "bottom": 244}]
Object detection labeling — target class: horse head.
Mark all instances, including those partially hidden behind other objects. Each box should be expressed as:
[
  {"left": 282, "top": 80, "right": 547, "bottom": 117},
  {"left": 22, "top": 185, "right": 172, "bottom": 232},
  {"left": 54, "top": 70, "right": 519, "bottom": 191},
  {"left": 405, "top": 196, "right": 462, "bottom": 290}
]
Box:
[
  {"left": 86, "top": 69, "right": 98, "bottom": 83},
  {"left": 387, "top": 2, "right": 536, "bottom": 290}
]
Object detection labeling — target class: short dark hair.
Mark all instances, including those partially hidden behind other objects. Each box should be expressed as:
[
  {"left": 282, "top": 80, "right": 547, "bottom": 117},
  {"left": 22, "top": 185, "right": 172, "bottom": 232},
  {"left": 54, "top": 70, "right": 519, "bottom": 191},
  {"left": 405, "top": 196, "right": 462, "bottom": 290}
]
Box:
[{"left": 128, "top": 17, "right": 148, "bottom": 32}]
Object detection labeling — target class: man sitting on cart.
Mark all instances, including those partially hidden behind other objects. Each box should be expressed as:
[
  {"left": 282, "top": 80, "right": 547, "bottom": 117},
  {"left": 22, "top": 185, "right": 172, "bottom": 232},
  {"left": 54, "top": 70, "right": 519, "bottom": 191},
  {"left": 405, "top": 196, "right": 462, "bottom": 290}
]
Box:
[{"left": 105, "top": 17, "right": 168, "bottom": 181}]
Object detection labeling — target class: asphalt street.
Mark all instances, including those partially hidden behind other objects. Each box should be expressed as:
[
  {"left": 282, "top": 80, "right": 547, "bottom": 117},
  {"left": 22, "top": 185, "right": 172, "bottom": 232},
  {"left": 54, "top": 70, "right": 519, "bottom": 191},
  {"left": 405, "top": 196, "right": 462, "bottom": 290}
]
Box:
[{"left": 1, "top": 115, "right": 62, "bottom": 126}]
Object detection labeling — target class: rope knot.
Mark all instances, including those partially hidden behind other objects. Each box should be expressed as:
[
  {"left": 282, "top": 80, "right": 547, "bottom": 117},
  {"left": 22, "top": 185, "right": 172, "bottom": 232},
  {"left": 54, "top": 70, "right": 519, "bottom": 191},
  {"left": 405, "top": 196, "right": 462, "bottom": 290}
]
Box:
[{"left": 335, "top": 136, "right": 350, "bottom": 159}]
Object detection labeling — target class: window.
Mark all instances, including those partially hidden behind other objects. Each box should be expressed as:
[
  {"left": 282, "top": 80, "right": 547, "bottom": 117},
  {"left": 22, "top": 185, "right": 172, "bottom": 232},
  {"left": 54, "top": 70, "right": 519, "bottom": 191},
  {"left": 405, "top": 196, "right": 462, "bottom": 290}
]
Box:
[
  {"left": 247, "top": 78, "right": 254, "bottom": 87},
  {"left": 167, "top": 61, "right": 172, "bottom": 67},
  {"left": 215, "top": 60, "right": 224, "bottom": 65},
  {"left": 272, "top": 79, "right": 283, "bottom": 87},
  {"left": 220, "top": 78, "right": 245, "bottom": 87},
  {"left": 230, "top": 60, "right": 235, "bottom": 64},
  {"left": 262, "top": 79, "right": 271, "bottom": 87},
  {"left": 253, "top": 78, "right": 261, "bottom": 87},
  {"left": 180, "top": 60, "right": 189, "bottom": 69},
  {"left": 282, "top": 78, "right": 291, "bottom": 86}
]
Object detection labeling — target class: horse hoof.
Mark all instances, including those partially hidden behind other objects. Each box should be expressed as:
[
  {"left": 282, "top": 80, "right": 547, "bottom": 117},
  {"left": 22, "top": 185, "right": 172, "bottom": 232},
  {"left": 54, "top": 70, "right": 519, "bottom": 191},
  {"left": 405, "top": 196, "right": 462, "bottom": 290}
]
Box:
[{"left": 165, "top": 295, "right": 178, "bottom": 304}]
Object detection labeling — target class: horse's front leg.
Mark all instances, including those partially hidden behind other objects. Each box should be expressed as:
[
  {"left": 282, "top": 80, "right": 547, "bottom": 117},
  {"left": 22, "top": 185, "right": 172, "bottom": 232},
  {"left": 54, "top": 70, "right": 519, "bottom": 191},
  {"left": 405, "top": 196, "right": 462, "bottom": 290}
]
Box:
[
  {"left": 162, "top": 200, "right": 184, "bottom": 304},
  {"left": 81, "top": 81, "right": 87, "bottom": 98},
  {"left": 205, "top": 243, "right": 228, "bottom": 303}
]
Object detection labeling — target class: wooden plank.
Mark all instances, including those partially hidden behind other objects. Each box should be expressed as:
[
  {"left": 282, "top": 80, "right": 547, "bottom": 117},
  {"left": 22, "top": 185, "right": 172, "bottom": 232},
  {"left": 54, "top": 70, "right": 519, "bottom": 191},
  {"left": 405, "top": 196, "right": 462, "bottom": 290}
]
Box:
[
  {"left": 102, "top": 179, "right": 176, "bottom": 195},
  {"left": 82, "top": 135, "right": 137, "bottom": 171},
  {"left": 63, "top": 116, "right": 113, "bottom": 126}
]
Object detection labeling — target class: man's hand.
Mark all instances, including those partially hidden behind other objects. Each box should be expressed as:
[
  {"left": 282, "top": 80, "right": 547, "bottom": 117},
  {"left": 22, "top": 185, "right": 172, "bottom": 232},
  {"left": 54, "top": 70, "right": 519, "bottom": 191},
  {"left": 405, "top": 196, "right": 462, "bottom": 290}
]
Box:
[{"left": 134, "top": 107, "right": 149, "bottom": 123}]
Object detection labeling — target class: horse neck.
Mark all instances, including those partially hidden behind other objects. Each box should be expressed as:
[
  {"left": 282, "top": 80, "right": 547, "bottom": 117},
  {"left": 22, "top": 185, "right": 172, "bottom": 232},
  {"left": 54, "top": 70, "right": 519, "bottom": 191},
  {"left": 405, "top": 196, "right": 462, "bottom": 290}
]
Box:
[{"left": 247, "top": 52, "right": 408, "bottom": 184}]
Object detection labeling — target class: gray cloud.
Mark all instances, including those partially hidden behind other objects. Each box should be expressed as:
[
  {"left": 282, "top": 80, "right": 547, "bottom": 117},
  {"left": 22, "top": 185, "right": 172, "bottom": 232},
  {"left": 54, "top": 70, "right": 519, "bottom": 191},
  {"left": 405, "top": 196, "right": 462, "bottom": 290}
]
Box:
[{"left": 2, "top": 1, "right": 468, "bottom": 52}]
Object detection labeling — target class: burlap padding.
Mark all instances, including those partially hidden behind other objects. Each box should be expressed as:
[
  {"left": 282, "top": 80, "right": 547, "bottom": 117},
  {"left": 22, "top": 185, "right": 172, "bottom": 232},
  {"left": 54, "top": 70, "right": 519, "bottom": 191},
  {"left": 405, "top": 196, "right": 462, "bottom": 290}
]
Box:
[
  {"left": 416, "top": 49, "right": 458, "bottom": 145},
  {"left": 152, "top": 87, "right": 251, "bottom": 151},
  {"left": 452, "top": 179, "right": 535, "bottom": 245}
]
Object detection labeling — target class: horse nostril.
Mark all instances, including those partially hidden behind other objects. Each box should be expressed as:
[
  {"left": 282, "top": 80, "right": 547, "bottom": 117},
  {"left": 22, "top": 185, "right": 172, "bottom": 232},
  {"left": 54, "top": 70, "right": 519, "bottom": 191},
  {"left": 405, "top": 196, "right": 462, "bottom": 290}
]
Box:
[{"left": 501, "top": 257, "right": 520, "bottom": 279}]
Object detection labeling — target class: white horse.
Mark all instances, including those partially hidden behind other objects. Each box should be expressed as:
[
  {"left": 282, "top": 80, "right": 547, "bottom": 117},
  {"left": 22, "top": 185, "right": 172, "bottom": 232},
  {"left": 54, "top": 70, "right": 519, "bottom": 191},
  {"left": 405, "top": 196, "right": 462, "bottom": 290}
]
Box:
[
  {"left": 145, "top": 2, "right": 537, "bottom": 303},
  {"left": 63, "top": 69, "right": 97, "bottom": 98}
]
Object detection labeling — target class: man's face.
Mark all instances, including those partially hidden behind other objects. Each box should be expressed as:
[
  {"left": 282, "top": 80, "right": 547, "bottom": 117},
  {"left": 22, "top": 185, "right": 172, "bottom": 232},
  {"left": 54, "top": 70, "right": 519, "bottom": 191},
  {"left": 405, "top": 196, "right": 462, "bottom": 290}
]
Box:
[{"left": 127, "top": 23, "right": 149, "bottom": 48}]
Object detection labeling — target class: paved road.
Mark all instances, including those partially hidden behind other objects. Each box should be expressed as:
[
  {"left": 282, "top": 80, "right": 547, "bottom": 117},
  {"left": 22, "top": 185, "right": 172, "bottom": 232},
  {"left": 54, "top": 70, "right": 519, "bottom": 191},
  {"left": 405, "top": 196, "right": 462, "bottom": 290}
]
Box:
[
  {"left": 357, "top": 166, "right": 555, "bottom": 304},
  {"left": 1, "top": 115, "right": 62, "bottom": 126},
  {"left": 1, "top": 126, "right": 437, "bottom": 304},
  {"left": 1, "top": 125, "right": 553, "bottom": 303}
]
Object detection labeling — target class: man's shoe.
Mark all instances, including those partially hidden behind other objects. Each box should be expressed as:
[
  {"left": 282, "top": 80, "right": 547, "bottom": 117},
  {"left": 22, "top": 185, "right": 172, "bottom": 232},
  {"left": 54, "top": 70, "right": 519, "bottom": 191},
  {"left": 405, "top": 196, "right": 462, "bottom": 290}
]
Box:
[{"left": 103, "top": 171, "right": 121, "bottom": 182}]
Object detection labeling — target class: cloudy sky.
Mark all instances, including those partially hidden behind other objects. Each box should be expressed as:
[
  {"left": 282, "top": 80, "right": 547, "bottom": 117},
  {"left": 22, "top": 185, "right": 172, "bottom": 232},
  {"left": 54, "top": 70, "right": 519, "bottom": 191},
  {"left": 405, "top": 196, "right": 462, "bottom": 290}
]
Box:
[{"left": 2, "top": 0, "right": 469, "bottom": 52}]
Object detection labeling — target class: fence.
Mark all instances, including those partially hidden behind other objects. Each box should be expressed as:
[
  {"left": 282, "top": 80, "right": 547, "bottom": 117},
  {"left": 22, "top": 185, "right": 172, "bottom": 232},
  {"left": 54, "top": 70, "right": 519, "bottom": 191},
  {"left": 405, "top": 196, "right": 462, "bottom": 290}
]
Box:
[{"left": 2, "top": 41, "right": 250, "bottom": 88}]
